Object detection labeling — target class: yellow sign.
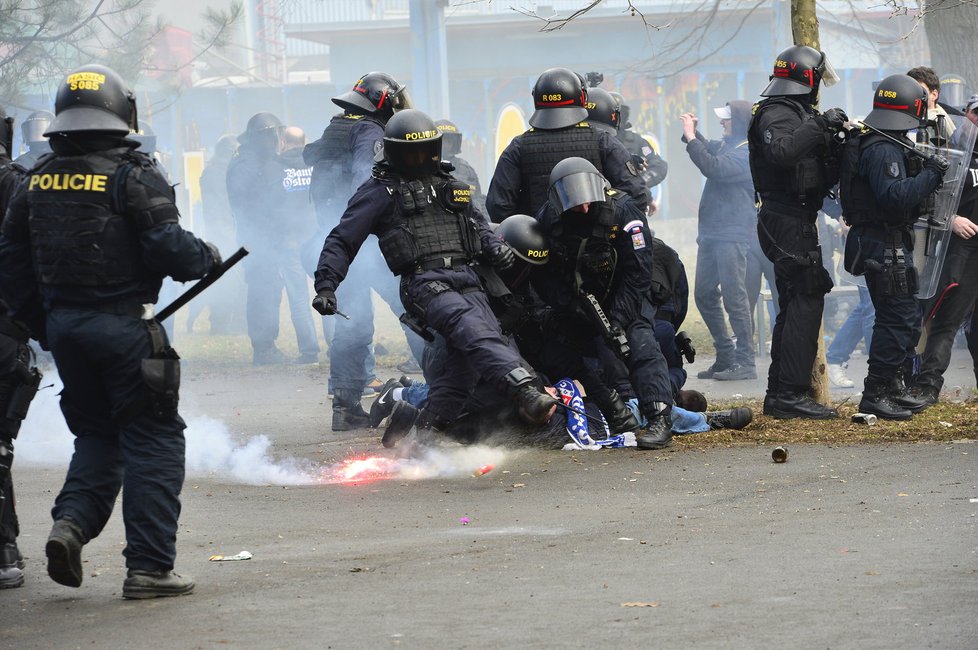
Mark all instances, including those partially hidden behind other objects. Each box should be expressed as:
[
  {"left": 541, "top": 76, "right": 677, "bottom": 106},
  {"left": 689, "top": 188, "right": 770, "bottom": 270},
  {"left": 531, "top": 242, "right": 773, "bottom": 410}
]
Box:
[
  {"left": 494, "top": 103, "right": 527, "bottom": 162},
  {"left": 29, "top": 173, "right": 107, "bottom": 192}
]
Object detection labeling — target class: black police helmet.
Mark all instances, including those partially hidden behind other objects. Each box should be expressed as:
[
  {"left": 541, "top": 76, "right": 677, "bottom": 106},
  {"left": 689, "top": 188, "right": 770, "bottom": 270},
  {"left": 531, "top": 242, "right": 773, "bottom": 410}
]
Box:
[
  {"left": 498, "top": 214, "right": 550, "bottom": 266},
  {"left": 239, "top": 112, "right": 283, "bottom": 149},
  {"left": 21, "top": 110, "right": 54, "bottom": 144},
  {"left": 864, "top": 74, "right": 928, "bottom": 131},
  {"left": 47, "top": 64, "right": 137, "bottom": 136},
  {"left": 938, "top": 74, "right": 969, "bottom": 111},
  {"left": 332, "top": 72, "right": 410, "bottom": 120},
  {"left": 761, "top": 45, "right": 829, "bottom": 98},
  {"left": 530, "top": 68, "right": 589, "bottom": 130},
  {"left": 548, "top": 157, "right": 609, "bottom": 214},
  {"left": 610, "top": 91, "right": 631, "bottom": 128},
  {"left": 383, "top": 109, "right": 442, "bottom": 178},
  {"left": 435, "top": 119, "right": 463, "bottom": 157},
  {"left": 213, "top": 134, "right": 239, "bottom": 159},
  {"left": 585, "top": 87, "right": 620, "bottom": 135}
]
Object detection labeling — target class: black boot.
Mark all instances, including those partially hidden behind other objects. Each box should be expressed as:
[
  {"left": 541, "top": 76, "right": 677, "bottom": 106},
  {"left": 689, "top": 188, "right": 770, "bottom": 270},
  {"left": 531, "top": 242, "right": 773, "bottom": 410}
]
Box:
[
  {"left": 382, "top": 401, "right": 419, "bottom": 449},
  {"left": 46, "top": 518, "right": 85, "bottom": 588},
  {"left": 636, "top": 408, "right": 673, "bottom": 450},
  {"left": 762, "top": 393, "right": 777, "bottom": 416},
  {"left": 332, "top": 389, "right": 371, "bottom": 431},
  {"left": 767, "top": 392, "right": 839, "bottom": 420},
  {"left": 592, "top": 389, "right": 640, "bottom": 434},
  {"left": 705, "top": 407, "right": 753, "bottom": 430},
  {"left": 859, "top": 376, "right": 912, "bottom": 420},
  {"left": 506, "top": 368, "right": 557, "bottom": 425},
  {"left": 889, "top": 375, "right": 928, "bottom": 413}
]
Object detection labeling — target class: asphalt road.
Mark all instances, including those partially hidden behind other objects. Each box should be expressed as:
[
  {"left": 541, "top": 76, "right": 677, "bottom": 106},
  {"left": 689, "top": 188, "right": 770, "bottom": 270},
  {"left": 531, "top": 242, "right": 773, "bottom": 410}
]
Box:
[{"left": 5, "top": 359, "right": 978, "bottom": 649}]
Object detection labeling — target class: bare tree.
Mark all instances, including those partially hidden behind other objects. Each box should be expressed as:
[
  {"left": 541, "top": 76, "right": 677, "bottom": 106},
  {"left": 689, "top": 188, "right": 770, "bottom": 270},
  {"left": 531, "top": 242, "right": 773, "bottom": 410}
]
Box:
[{"left": 0, "top": 0, "right": 241, "bottom": 105}]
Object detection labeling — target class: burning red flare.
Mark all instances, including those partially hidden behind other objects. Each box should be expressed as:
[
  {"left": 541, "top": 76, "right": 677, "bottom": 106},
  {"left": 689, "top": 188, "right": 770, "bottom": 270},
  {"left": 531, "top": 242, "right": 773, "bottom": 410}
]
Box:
[{"left": 324, "top": 455, "right": 399, "bottom": 484}]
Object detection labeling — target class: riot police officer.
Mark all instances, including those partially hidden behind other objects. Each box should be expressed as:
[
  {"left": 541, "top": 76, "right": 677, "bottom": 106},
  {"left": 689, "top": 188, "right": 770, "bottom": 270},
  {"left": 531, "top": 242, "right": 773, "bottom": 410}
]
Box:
[
  {"left": 486, "top": 67, "right": 648, "bottom": 222},
  {"left": 610, "top": 90, "right": 669, "bottom": 207},
  {"left": 313, "top": 109, "right": 556, "bottom": 447},
  {"left": 302, "top": 72, "right": 425, "bottom": 430},
  {"left": 840, "top": 75, "right": 946, "bottom": 419},
  {"left": 13, "top": 110, "right": 54, "bottom": 169},
  {"left": 531, "top": 157, "right": 675, "bottom": 449},
  {"left": 0, "top": 64, "right": 220, "bottom": 598},
  {"left": 0, "top": 106, "right": 35, "bottom": 589},
  {"left": 748, "top": 45, "right": 847, "bottom": 419},
  {"left": 435, "top": 119, "right": 487, "bottom": 215}
]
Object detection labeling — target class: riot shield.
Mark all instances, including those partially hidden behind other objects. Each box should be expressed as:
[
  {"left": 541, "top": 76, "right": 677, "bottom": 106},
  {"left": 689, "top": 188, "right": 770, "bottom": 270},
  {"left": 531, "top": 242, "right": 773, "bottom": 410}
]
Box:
[{"left": 913, "top": 115, "right": 978, "bottom": 299}]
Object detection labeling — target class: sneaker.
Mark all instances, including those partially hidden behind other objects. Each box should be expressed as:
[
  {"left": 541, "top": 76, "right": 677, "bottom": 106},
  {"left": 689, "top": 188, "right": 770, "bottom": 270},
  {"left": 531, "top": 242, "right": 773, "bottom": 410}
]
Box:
[
  {"left": 365, "top": 378, "right": 385, "bottom": 394},
  {"left": 46, "top": 518, "right": 85, "bottom": 588},
  {"left": 253, "top": 346, "right": 288, "bottom": 366},
  {"left": 827, "top": 363, "right": 855, "bottom": 388},
  {"left": 396, "top": 358, "right": 423, "bottom": 374},
  {"left": 712, "top": 364, "right": 757, "bottom": 381},
  {"left": 696, "top": 362, "right": 733, "bottom": 379},
  {"left": 398, "top": 375, "right": 414, "bottom": 387},
  {"left": 122, "top": 569, "right": 195, "bottom": 599},
  {"left": 0, "top": 543, "right": 24, "bottom": 589},
  {"left": 369, "top": 378, "right": 403, "bottom": 428}
]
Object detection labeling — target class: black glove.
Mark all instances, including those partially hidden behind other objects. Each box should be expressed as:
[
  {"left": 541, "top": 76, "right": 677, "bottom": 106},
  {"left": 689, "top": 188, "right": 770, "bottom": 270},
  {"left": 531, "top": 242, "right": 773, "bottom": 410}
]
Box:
[
  {"left": 488, "top": 243, "right": 515, "bottom": 270},
  {"left": 205, "top": 242, "right": 222, "bottom": 271},
  {"left": 924, "top": 154, "right": 949, "bottom": 174},
  {"left": 821, "top": 107, "right": 848, "bottom": 131},
  {"left": 675, "top": 330, "right": 696, "bottom": 364},
  {"left": 312, "top": 289, "right": 337, "bottom": 316}
]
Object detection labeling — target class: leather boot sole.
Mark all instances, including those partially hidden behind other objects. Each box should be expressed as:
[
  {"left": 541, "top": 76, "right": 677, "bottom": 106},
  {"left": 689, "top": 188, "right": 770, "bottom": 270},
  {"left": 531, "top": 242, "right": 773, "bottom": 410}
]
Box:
[{"left": 45, "top": 537, "right": 82, "bottom": 588}]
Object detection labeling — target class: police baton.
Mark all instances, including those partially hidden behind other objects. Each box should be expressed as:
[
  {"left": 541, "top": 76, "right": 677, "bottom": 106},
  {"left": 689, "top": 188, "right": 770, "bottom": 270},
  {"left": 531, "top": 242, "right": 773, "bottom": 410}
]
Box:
[
  {"left": 553, "top": 399, "right": 613, "bottom": 430},
  {"left": 855, "top": 121, "right": 930, "bottom": 161},
  {"left": 155, "top": 247, "right": 249, "bottom": 322}
]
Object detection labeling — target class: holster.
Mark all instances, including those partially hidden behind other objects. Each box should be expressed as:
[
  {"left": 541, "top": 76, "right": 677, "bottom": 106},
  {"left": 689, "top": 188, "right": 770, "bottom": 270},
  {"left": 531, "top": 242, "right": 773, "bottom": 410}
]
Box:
[{"left": 139, "top": 319, "right": 181, "bottom": 420}]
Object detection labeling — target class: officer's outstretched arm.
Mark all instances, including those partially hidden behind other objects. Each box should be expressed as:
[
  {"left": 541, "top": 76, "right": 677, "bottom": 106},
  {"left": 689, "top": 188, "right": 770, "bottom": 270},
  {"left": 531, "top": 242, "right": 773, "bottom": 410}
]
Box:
[
  {"left": 863, "top": 143, "right": 943, "bottom": 213},
  {"left": 314, "top": 180, "right": 384, "bottom": 293},
  {"left": 759, "top": 109, "right": 827, "bottom": 167}
]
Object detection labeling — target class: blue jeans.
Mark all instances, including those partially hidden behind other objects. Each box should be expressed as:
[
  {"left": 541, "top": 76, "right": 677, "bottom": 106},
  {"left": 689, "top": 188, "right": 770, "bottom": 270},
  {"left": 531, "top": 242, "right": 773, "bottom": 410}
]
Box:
[
  {"left": 826, "top": 285, "right": 874, "bottom": 365},
  {"left": 244, "top": 245, "right": 319, "bottom": 356},
  {"left": 695, "top": 239, "right": 755, "bottom": 366}
]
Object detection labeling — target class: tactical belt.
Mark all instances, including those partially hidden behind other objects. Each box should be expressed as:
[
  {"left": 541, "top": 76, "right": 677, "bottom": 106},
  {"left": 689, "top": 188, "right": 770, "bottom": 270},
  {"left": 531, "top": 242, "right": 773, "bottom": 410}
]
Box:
[
  {"left": 417, "top": 256, "right": 471, "bottom": 272},
  {"left": 49, "top": 302, "right": 145, "bottom": 318},
  {"left": 758, "top": 196, "right": 820, "bottom": 220}
]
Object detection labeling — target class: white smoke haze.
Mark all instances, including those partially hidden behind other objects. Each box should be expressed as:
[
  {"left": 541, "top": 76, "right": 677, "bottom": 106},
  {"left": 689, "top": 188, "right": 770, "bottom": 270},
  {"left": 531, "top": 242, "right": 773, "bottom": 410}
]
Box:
[{"left": 17, "top": 371, "right": 511, "bottom": 486}]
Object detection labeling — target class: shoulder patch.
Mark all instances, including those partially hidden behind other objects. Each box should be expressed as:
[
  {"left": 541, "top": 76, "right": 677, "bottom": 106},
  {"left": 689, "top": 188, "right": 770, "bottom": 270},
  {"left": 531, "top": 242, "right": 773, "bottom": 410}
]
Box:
[
  {"left": 373, "top": 140, "right": 384, "bottom": 155},
  {"left": 763, "top": 129, "right": 773, "bottom": 144},
  {"left": 625, "top": 219, "right": 646, "bottom": 249},
  {"left": 886, "top": 162, "right": 900, "bottom": 178},
  {"left": 625, "top": 160, "right": 639, "bottom": 176}
]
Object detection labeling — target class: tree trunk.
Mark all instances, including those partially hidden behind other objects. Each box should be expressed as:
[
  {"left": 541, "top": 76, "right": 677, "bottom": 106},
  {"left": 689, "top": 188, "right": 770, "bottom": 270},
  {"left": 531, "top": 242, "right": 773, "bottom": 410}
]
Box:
[
  {"left": 790, "top": 0, "right": 833, "bottom": 406},
  {"left": 924, "top": 1, "right": 978, "bottom": 93}
]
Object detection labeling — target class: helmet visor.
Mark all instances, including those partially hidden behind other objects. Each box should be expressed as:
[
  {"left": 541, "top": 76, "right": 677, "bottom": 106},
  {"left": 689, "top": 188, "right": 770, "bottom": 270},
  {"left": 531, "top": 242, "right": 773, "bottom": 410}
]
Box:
[
  {"left": 390, "top": 87, "right": 413, "bottom": 112},
  {"left": 820, "top": 55, "right": 840, "bottom": 88},
  {"left": 386, "top": 138, "right": 442, "bottom": 177},
  {"left": 549, "top": 171, "right": 608, "bottom": 213},
  {"left": 22, "top": 119, "right": 50, "bottom": 143}
]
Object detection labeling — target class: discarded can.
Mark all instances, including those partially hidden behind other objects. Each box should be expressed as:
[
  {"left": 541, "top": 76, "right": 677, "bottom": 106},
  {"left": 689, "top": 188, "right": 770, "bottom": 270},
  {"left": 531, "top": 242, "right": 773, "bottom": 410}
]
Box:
[
  {"left": 772, "top": 446, "right": 788, "bottom": 463},
  {"left": 851, "top": 413, "right": 878, "bottom": 425}
]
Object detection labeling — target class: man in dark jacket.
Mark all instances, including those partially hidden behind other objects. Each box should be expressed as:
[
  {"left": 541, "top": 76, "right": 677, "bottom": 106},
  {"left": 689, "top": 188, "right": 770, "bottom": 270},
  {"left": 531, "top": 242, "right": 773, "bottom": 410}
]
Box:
[
  {"left": 0, "top": 65, "right": 220, "bottom": 598},
  {"left": 486, "top": 68, "right": 647, "bottom": 222},
  {"left": 683, "top": 100, "right": 757, "bottom": 381}
]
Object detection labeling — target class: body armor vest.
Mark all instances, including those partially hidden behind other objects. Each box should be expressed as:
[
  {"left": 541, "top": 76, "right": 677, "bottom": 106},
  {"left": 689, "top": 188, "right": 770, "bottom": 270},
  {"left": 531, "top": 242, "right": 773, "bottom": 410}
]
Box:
[
  {"left": 25, "top": 149, "right": 145, "bottom": 288},
  {"left": 841, "top": 135, "right": 919, "bottom": 227},
  {"left": 377, "top": 172, "right": 482, "bottom": 276},
  {"left": 548, "top": 194, "right": 618, "bottom": 301},
  {"left": 748, "top": 97, "right": 834, "bottom": 205},
  {"left": 519, "top": 124, "right": 603, "bottom": 216},
  {"left": 309, "top": 114, "right": 382, "bottom": 214}
]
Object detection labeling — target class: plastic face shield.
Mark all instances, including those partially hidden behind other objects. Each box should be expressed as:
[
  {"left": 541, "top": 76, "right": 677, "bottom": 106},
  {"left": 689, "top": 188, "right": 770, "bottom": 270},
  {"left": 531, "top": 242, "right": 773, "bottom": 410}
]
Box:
[
  {"left": 390, "top": 87, "right": 414, "bottom": 112},
  {"left": 549, "top": 172, "right": 608, "bottom": 213},
  {"left": 819, "top": 53, "right": 840, "bottom": 88}
]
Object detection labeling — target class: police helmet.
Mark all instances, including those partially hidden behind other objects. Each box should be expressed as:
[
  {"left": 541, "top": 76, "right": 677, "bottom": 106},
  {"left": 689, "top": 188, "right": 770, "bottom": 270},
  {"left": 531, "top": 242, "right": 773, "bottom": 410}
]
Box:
[
  {"left": 239, "top": 112, "right": 283, "bottom": 149},
  {"left": 761, "top": 45, "right": 838, "bottom": 98},
  {"left": 0, "top": 106, "right": 12, "bottom": 157},
  {"left": 864, "top": 74, "right": 928, "bottom": 131},
  {"left": 938, "top": 74, "right": 970, "bottom": 111},
  {"left": 383, "top": 109, "right": 442, "bottom": 178},
  {"left": 498, "top": 214, "right": 549, "bottom": 266},
  {"left": 548, "top": 157, "right": 609, "bottom": 214},
  {"left": 529, "top": 68, "right": 589, "bottom": 130},
  {"left": 130, "top": 123, "right": 157, "bottom": 154},
  {"left": 332, "top": 72, "right": 411, "bottom": 120},
  {"left": 213, "top": 134, "right": 239, "bottom": 160},
  {"left": 21, "top": 111, "right": 54, "bottom": 144},
  {"left": 610, "top": 91, "right": 631, "bottom": 129},
  {"left": 585, "top": 87, "right": 620, "bottom": 135},
  {"left": 435, "top": 119, "right": 463, "bottom": 157},
  {"left": 47, "top": 64, "right": 137, "bottom": 136}
]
